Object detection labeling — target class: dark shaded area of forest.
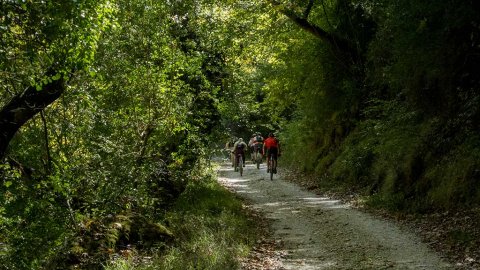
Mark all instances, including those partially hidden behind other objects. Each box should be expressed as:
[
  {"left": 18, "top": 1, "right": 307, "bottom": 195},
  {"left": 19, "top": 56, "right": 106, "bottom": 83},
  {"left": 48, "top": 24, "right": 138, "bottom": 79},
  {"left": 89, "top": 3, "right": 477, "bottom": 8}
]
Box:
[{"left": 275, "top": 0, "right": 480, "bottom": 213}]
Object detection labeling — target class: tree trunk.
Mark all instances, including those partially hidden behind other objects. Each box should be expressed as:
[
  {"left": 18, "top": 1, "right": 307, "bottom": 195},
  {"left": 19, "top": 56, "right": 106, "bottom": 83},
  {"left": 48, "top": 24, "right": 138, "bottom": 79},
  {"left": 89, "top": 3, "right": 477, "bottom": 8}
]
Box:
[
  {"left": 267, "top": 0, "right": 358, "bottom": 59},
  {"left": 0, "top": 77, "right": 65, "bottom": 159}
]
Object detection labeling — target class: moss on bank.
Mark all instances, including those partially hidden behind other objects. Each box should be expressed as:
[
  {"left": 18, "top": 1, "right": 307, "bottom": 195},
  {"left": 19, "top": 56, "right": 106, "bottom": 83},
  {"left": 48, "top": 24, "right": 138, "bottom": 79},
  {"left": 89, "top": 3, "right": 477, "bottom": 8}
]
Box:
[
  {"left": 283, "top": 100, "right": 480, "bottom": 213},
  {"left": 105, "top": 171, "right": 259, "bottom": 270}
]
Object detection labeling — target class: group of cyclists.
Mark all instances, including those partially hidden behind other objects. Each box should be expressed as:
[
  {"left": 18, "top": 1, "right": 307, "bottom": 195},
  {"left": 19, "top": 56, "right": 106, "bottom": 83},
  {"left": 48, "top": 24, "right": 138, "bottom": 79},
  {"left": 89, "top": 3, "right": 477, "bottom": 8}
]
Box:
[{"left": 225, "top": 132, "right": 281, "bottom": 175}]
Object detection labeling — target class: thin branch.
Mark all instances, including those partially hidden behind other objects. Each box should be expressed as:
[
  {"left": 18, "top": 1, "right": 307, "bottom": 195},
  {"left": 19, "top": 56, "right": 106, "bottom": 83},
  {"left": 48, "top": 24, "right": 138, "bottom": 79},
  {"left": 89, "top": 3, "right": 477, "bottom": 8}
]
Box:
[
  {"left": 320, "top": 0, "right": 334, "bottom": 30},
  {"left": 137, "top": 122, "right": 155, "bottom": 165},
  {"left": 40, "top": 110, "right": 51, "bottom": 174},
  {"left": 303, "top": 0, "right": 315, "bottom": 19},
  {"left": 267, "top": 0, "right": 356, "bottom": 57},
  {"left": 0, "top": 70, "right": 66, "bottom": 159}
]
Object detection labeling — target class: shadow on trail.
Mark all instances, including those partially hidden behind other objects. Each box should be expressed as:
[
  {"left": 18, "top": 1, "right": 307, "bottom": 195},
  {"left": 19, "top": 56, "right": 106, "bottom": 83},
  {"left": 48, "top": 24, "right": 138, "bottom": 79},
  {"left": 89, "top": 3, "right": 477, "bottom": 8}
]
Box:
[{"left": 217, "top": 162, "right": 451, "bottom": 270}]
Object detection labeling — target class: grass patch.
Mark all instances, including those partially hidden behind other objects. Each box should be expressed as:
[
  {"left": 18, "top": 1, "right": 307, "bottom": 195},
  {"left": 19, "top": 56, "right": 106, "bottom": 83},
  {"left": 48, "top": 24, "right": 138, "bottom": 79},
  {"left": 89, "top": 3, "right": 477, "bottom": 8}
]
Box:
[
  {"left": 365, "top": 193, "right": 406, "bottom": 212},
  {"left": 105, "top": 173, "right": 259, "bottom": 270},
  {"left": 424, "top": 136, "right": 480, "bottom": 210}
]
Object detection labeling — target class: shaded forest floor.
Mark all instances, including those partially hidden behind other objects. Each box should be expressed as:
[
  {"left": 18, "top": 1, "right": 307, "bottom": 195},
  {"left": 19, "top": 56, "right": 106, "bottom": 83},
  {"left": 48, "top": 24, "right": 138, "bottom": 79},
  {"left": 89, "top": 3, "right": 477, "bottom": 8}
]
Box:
[{"left": 282, "top": 169, "right": 480, "bottom": 269}]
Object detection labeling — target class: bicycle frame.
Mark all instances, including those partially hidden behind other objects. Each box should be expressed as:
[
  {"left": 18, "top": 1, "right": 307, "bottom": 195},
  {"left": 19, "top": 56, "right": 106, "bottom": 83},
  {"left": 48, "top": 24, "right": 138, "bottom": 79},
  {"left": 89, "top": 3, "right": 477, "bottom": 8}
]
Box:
[
  {"left": 267, "top": 152, "right": 276, "bottom": 180},
  {"left": 236, "top": 153, "right": 244, "bottom": 176},
  {"left": 255, "top": 147, "right": 262, "bottom": 169}
]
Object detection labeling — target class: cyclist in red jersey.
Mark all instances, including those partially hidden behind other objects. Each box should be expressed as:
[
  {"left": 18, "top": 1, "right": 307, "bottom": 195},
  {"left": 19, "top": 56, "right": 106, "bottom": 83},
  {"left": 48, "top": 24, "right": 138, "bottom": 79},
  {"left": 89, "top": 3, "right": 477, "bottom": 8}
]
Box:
[{"left": 263, "top": 133, "right": 280, "bottom": 173}]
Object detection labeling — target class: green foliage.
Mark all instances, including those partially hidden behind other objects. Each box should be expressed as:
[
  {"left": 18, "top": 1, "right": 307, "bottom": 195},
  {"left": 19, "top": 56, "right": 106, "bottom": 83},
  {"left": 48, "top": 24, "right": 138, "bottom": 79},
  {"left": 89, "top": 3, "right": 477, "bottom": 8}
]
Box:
[
  {"left": 277, "top": 38, "right": 360, "bottom": 172},
  {"left": 367, "top": 0, "right": 480, "bottom": 113},
  {"left": 1, "top": 0, "right": 258, "bottom": 268},
  {"left": 262, "top": 0, "right": 480, "bottom": 214},
  {"left": 0, "top": 0, "right": 116, "bottom": 105},
  {"left": 0, "top": 169, "right": 71, "bottom": 269},
  {"left": 154, "top": 177, "right": 255, "bottom": 269},
  {"left": 424, "top": 136, "right": 480, "bottom": 210},
  {"left": 3, "top": 0, "right": 480, "bottom": 267},
  {"left": 104, "top": 173, "right": 257, "bottom": 270},
  {"left": 303, "top": 99, "right": 424, "bottom": 209}
]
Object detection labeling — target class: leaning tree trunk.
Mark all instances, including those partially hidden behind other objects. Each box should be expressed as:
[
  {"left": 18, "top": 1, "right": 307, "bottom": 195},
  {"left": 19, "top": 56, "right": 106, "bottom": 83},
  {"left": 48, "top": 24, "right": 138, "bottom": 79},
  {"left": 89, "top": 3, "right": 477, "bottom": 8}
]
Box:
[
  {"left": 267, "top": 0, "right": 358, "bottom": 59},
  {"left": 0, "top": 76, "right": 65, "bottom": 159}
]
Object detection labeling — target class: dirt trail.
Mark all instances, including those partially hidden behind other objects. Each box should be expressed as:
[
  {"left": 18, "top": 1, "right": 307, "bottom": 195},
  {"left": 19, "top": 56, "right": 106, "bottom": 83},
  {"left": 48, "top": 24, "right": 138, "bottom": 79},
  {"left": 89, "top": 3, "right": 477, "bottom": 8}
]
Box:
[{"left": 217, "top": 162, "right": 452, "bottom": 270}]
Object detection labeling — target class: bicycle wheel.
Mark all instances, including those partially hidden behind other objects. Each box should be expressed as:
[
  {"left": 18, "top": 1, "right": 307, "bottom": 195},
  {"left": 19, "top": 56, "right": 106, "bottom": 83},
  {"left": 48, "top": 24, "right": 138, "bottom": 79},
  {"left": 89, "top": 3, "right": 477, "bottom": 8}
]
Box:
[
  {"left": 256, "top": 152, "right": 260, "bottom": 169},
  {"left": 234, "top": 155, "right": 238, "bottom": 172},
  {"left": 269, "top": 155, "right": 273, "bottom": 180},
  {"left": 239, "top": 156, "right": 243, "bottom": 176}
]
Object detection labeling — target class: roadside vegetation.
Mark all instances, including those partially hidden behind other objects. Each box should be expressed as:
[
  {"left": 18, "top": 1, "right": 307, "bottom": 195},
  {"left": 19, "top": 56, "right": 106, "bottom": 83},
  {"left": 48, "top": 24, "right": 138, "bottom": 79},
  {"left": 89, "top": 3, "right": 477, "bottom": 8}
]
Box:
[
  {"left": 0, "top": 1, "right": 262, "bottom": 268},
  {"left": 103, "top": 168, "right": 258, "bottom": 270},
  {"left": 266, "top": 0, "right": 480, "bottom": 213}
]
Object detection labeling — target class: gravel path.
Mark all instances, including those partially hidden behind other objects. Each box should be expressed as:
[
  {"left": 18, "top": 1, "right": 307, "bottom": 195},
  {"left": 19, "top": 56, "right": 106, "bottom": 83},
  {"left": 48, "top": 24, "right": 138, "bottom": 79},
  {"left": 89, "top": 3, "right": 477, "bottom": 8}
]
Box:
[{"left": 217, "top": 162, "right": 452, "bottom": 270}]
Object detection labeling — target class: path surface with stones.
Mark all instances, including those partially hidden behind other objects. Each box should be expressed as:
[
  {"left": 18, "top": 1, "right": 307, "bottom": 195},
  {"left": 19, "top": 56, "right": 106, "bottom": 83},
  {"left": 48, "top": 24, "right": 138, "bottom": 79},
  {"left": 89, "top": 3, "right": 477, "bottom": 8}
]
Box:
[{"left": 217, "top": 162, "right": 451, "bottom": 269}]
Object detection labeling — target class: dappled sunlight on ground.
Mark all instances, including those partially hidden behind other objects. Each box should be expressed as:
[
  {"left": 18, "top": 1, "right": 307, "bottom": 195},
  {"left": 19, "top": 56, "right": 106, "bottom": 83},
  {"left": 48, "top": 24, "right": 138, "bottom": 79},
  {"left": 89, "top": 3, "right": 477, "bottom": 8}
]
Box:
[{"left": 216, "top": 161, "right": 451, "bottom": 270}]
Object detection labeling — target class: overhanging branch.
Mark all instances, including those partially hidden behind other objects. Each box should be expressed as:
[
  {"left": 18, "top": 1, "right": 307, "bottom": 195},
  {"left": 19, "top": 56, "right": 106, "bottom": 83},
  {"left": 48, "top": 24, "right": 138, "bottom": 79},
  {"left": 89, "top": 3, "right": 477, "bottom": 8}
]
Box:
[
  {"left": 303, "top": 0, "right": 314, "bottom": 19},
  {"left": 0, "top": 72, "right": 66, "bottom": 159},
  {"left": 267, "top": 0, "right": 357, "bottom": 58}
]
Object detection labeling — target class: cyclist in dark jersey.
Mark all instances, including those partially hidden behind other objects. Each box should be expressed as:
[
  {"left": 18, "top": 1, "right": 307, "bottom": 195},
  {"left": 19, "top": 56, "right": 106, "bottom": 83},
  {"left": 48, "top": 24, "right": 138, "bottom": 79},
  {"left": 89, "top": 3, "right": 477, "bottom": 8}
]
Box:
[
  {"left": 253, "top": 132, "right": 264, "bottom": 157},
  {"left": 233, "top": 138, "right": 247, "bottom": 167}
]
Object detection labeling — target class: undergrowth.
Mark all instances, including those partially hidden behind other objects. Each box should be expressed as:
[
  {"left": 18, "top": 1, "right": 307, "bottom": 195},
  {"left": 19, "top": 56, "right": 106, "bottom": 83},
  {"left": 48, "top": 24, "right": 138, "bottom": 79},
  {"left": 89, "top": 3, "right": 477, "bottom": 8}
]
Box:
[
  {"left": 105, "top": 171, "right": 258, "bottom": 270},
  {"left": 283, "top": 99, "right": 480, "bottom": 213}
]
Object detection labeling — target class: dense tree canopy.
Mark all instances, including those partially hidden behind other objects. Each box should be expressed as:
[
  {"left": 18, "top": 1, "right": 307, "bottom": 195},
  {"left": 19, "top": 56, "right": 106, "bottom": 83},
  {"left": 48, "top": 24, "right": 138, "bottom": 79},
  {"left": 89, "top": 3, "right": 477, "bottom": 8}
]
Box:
[
  {"left": 266, "top": 0, "right": 480, "bottom": 211},
  {"left": 1, "top": 0, "right": 480, "bottom": 268}
]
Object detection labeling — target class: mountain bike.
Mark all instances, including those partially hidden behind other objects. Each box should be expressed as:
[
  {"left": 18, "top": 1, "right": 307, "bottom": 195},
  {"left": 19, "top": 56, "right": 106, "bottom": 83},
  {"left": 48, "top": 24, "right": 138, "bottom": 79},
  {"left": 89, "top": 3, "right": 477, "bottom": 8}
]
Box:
[
  {"left": 235, "top": 152, "right": 244, "bottom": 176},
  {"left": 230, "top": 150, "right": 235, "bottom": 168},
  {"left": 268, "top": 152, "right": 274, "bottom": 180},
  {"left": 265, "top": 153, "right": 275, "bottom": 181},
  {"left": 254, "top": 144, "right": 263, "bottom": 169}
]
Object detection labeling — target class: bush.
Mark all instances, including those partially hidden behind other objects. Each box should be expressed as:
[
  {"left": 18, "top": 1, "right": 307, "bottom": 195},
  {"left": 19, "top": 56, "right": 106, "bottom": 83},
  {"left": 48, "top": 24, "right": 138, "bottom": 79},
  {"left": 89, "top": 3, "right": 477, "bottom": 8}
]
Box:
[
  {"left": 104, "top": 172, "right": 258, "bottom": 270},
  {"left": 424, "top": 136, "right": 480, "bottom": 209}
]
